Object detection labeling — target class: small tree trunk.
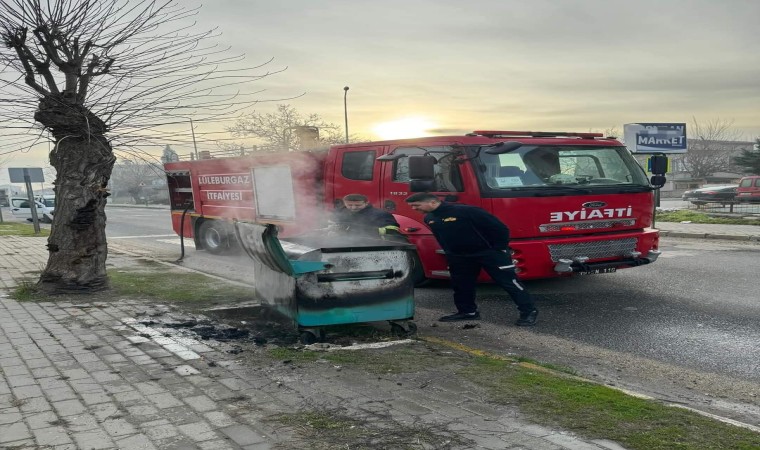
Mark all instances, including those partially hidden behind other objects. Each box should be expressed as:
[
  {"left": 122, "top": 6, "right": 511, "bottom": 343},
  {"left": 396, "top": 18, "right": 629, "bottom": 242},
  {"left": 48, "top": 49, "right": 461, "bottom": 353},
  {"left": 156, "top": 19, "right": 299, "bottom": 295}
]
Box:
[{"left": 35, "top": 96, "right": 115, "bottom": 294}]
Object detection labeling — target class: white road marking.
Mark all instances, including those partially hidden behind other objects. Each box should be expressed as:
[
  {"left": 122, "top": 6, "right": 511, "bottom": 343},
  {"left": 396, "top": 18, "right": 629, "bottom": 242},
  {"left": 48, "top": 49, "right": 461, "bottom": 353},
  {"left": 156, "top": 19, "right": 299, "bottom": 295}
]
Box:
[{"left": 157, "top": 238, "right": 195, "bottom": 247}]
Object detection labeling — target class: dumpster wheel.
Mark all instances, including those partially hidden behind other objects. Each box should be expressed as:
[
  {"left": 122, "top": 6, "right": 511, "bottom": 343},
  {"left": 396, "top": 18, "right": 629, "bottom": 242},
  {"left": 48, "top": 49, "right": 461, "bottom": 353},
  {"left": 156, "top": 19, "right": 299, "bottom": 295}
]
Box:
[
  {"left": 390, "top": 320, "right": 417, "bottom": 338},
  {"left": 299, "top": 328, "right": 325, "bottom": 345}
]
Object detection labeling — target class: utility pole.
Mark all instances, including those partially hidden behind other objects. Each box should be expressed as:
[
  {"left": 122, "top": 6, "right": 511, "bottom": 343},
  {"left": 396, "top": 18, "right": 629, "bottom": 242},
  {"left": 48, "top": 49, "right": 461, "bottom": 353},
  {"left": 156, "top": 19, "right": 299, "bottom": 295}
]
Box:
[
  {"left": 189, "top": 118, "right": 199, "bottom": 160},
  {"left": 343, "top": 86, "right": 349, "bottom": 144}
]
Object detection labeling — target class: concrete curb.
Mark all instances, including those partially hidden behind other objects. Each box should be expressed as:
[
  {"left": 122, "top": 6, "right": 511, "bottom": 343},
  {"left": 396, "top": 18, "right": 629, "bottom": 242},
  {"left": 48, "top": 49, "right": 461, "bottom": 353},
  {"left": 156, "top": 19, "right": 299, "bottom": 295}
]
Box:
[{"left": 658, "top": 230, "right": 760, "bottom": 241}]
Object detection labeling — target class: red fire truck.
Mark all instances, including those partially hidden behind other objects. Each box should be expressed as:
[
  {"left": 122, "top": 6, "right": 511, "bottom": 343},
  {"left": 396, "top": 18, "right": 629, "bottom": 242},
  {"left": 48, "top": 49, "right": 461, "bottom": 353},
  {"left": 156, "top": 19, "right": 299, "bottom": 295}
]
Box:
[{"left": 163, "top": 130, "right": 661, "bottom": 283}]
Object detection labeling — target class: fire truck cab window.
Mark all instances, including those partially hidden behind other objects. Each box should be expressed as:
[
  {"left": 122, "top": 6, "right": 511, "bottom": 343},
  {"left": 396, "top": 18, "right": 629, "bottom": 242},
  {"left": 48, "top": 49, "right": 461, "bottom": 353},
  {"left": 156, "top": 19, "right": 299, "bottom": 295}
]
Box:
[
  {"left": 393, "top": 146, "right": 463, "bottom": 192},
  {"left": 341, "top": 151, "right": 375, "bottom": 181},
  {"left": 479, "top": 145, "right": 649, "bottom": 191}
]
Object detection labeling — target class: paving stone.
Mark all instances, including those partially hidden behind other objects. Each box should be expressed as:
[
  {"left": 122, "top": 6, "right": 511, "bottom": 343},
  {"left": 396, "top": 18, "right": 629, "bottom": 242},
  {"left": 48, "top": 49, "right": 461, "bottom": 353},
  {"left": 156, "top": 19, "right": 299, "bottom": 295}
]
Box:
[
  {"left": 45, "top": 386, "right": 79, "bottom": 402},
  {"left": 25, "top": 410, "right": 59, "bottom": 430},
  {"left": 160, "top": 405, "right": 203, "bottom": 425},
  {"left": 64, "top": 413, "right": 101, "bottom": 432},
  {"left": 12, "top": 384, "right": 45, "bottom": 400},
  {"left": 0, "top": 408, "right": 22, "bottom": 425},
  {"left": 148, "top": 392, "right": 184, "bottom": 409},
  {"left": 135, "top": 381, "right": 167, "bottom": 396},
  {"left": 203, "top": 410, "right": 237, "bottom": 427},
  {"left": 38, "top": 376, "right": 69, "bottom": 390},
  {"left": 125, "top": 403, "right": 162, "bottom": 422},
  {"left": 19, "top": 396, "right": 53, "bottom": 414},
  {"left": 184, "top": 394, "right": 217, "bottom": 412},
  {"left": 0, "top": 421, "right": 32, "bottom": 444},
  {"left": 52, "top": 399, "right": 87, "bottom": 417},
  {"left": 102, "top": 417, "right": 138, "bottom": 438},
  {"left": 33, "top": 425, "right": 72, "bottom": 447},
  {"left": 219, "top": 424, "right": 268, "bottom": 446},
  {"left": 141, "top": 422, "right": 180, "bottom": 440},
  {"left": 31, "top": 367, "right": 61, "bottom": 379},
  {"left": 3, "top": 364, "right": 33, "bottom": 377},
  {"left": 199, "top": 439, "right": 238, "bottom": 449},
  {"left": 80, "top": 390, "right": 112, "bottom": 406},
  {"left": 72, "top": 429, "right": 116, "bottom": 449},
  {"left": 177, "top": 421, "right": 219, "bottom": 442},
  {"left": 90, "top": 402, "right": 123, "bottom": 422},
  {"left": 114, "top": 389, "right": 145, "bottom": 405},
  {"left": 173, "top": 365, "right": 200, "bottom": 376},
  {"left": 7, "top": 374, "right": 37, "bottom": 388}
]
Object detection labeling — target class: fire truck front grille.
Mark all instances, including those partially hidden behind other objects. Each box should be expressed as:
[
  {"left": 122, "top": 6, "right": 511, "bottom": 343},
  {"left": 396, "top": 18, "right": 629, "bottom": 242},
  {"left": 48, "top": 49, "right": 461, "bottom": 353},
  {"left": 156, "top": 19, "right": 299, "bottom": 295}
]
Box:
[
  {"left": 539, "top": 219, "right": 636, "bottom": 232},
  {"left": 548, "top": 238, "right": 638, "bottom": 262}
]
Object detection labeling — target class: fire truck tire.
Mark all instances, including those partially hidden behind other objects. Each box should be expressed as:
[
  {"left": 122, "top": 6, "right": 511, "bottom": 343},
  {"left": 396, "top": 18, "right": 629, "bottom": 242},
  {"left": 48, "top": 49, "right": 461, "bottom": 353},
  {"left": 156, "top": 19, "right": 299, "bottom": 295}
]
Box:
[{"left": 198, "top": 220, "right": 231, "bottom": 255}]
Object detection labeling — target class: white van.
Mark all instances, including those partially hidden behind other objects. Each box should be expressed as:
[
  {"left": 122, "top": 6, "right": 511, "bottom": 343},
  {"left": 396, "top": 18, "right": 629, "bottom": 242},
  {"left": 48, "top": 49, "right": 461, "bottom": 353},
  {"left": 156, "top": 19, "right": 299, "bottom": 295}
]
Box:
[{"left": 10, "top": 196, "right": 55, "bottom": 223}]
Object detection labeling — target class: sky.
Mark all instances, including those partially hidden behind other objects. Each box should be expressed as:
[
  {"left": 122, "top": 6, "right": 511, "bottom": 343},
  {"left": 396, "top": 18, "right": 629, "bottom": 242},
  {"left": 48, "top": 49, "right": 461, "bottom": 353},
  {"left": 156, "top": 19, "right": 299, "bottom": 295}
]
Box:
[{"left": 2, "top": 0, "right": 760, "bottom": 185}]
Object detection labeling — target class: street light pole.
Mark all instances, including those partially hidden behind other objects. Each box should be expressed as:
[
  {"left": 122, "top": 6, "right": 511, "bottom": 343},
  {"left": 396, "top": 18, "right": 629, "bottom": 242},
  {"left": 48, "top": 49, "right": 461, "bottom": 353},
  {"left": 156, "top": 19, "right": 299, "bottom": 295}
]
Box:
[
  {"left": 343, "top": 86, "right": 349, "bottom": 144},
  {"left": 189, "top": 118, "right": 199, "bottom": 160}
]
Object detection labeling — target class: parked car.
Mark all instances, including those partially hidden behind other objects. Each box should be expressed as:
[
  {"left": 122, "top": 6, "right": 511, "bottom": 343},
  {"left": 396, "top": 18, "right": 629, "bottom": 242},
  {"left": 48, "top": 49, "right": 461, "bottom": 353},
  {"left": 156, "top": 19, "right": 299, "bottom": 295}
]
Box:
[
  {"left": 10, "top": 196, "right": 55, "bottom": 223},
  {"left": 681, "top": 185, "right": 737, "bottom": 206},
  {"left": 736, "top": 175, "right": 760, "bottom": 203}
]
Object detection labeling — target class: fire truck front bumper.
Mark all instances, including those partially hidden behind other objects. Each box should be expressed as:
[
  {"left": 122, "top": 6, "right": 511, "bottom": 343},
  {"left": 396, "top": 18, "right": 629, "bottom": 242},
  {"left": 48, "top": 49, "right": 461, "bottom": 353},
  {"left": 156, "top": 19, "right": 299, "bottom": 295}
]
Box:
[{"left": 554, "top": 250, "right": 662, "bottom": 274}]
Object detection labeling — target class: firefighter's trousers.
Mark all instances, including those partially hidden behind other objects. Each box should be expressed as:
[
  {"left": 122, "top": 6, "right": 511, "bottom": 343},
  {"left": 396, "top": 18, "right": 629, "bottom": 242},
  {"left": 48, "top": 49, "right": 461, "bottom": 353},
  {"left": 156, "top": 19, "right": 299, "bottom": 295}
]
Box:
[{"left": 446, "top": 249, "right": 535, "bottom": 314}]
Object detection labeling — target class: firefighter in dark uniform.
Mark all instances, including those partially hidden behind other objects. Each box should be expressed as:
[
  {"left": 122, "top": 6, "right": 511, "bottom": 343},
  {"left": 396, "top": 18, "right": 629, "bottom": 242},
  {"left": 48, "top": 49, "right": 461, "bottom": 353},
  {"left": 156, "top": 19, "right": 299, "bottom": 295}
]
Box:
[
  {"left": 330, "top": 194, "right": 402, "bottom": 239},
  {"left": 405, "top": 192, "right": 538, "bottom": 326}
]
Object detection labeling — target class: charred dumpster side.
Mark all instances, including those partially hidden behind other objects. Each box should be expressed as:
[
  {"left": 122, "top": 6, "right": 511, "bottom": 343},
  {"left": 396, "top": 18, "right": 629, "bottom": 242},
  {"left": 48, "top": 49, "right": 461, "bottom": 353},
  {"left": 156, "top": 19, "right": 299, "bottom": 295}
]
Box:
[{"left": 234, "top": 222, "right": 416, "bottom": 342}]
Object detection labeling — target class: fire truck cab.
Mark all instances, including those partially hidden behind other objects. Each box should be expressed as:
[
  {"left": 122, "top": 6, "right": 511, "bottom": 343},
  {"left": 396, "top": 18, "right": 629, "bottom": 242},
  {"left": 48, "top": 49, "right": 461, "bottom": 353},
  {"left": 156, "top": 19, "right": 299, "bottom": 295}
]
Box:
[{"left": 164, "top": 130, "right": 661, "bottom": 282}]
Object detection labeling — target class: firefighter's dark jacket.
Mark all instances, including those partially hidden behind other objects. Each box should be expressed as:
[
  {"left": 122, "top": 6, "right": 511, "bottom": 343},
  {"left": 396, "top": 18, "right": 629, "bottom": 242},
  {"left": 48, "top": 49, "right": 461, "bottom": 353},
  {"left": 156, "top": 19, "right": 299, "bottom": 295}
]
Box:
[
  {"left": 423, "top": 202, "right": 510, "bottom": 255},
  {"left": 332, "top": 205, "right": 400, "bottom": 236}
]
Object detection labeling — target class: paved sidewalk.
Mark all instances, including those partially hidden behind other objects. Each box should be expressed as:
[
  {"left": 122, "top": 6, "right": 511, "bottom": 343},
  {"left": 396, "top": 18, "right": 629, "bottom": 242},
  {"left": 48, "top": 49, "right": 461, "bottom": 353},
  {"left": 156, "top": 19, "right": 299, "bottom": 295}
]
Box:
[
  {"left": 655, "top": 221, "right": 760, "bottom": 241},
  {"left": 1, "top": 236, "right": 626, "bottom": 450}
]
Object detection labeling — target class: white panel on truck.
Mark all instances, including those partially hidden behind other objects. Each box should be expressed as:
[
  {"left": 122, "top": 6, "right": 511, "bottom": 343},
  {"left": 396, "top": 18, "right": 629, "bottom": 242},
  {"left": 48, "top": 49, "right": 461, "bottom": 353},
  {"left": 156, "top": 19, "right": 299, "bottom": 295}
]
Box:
[{"left": 252, "top": 166, "right": 296, "bottom": 220}]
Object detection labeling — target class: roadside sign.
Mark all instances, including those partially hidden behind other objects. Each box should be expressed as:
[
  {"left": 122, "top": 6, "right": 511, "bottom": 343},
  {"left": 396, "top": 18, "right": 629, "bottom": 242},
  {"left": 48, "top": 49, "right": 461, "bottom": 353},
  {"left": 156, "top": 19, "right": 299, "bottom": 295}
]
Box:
[
  {"left": 624, "top": 123, "right": 687, "bottom": 154},
  {"left": 9, "top": 167, "right": 45, "bottom": 183}
]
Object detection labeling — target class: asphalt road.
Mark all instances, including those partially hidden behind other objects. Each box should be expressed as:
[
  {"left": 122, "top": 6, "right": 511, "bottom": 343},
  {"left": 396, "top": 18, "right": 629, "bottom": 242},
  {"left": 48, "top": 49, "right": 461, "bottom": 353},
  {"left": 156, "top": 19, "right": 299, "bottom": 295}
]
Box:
[{"left": 15, "top": 205, "right": 760, "bottom": 425}]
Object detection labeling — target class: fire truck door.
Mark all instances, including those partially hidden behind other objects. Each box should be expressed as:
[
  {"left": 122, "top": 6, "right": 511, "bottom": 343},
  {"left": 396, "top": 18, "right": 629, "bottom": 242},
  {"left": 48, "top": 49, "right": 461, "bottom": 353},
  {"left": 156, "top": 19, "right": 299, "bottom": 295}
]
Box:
[
  {"left": 331, "top": 148, "right": 383, "bottom": 209},
  {"left": 380, "top": 147, "right": 476, "bottom": 217}
]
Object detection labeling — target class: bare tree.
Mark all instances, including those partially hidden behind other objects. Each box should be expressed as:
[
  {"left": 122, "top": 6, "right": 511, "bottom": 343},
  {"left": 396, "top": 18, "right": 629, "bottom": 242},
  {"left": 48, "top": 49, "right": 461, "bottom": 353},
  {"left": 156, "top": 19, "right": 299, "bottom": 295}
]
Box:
[
  {"left": 228, "top": 104, "right": 358, "bottom": 151},
  {"left": 110, "top": 153, "right": 164, "bottom": 203},
  {"left": 674, "top": 118, "right": 745, "bottom": 179},
  {"left": 0, "top": 0, "right": 283, "bottom": 292}
]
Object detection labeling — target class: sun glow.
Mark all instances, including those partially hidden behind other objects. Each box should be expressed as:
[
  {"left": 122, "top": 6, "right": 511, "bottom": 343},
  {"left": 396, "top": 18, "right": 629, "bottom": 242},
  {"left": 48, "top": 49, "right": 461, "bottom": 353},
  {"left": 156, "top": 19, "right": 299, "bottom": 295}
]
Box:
[{"left": 372, "top": 117, "right": 436, "bottom": 140}]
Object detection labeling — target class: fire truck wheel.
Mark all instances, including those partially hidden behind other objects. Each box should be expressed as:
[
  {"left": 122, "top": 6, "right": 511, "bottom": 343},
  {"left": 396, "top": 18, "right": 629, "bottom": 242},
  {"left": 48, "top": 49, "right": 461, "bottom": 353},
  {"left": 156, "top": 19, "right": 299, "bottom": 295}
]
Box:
[{"left": 198, "top": 220, "right": 230, "bottom": 255}]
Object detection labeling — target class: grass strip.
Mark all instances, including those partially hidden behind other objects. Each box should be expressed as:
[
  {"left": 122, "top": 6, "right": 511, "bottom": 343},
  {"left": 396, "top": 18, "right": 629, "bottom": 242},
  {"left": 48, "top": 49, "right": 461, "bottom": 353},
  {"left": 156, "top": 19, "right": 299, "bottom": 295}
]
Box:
[
  {"left": 12, "top": 266, "right": 254, "bottom": 306},
  {"left": 108, "top": 269, "right": 253, "bottom": 304},
  {"left": 268, "top": 341, "right": 760, "bottom": 450},
  {"left": 655, "top": 210, "right": 760, "bottom": 225},
  {"left": 460, "top": 357, "right": 759, "bottom": 450},
  {"left": 0, "top": 222, "right": 50, "bottom": 236}
]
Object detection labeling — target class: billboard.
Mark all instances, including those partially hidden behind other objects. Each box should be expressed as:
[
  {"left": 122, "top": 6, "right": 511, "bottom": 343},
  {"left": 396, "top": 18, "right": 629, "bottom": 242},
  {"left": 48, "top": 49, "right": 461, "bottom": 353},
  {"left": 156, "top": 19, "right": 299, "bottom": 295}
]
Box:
[{"left": 624, "top": 123, "right": 687, "bottom": 154}]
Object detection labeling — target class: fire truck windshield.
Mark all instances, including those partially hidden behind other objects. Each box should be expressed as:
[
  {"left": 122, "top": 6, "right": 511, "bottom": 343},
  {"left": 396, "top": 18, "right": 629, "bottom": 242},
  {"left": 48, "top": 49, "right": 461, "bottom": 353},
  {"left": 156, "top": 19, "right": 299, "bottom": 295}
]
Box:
[{"left": 475, "top": 145, "right": 650, "bottom": 192}]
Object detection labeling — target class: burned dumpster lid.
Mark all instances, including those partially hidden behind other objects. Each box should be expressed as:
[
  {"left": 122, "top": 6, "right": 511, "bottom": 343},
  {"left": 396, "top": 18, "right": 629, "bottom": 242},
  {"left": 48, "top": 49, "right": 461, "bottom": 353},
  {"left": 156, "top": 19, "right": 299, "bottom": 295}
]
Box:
[
  {"left": 234, "top": 222, "right": 329, "bottom": 277},
  {"left": 283, "top": 235, "right": 416, "bottom": 254}
]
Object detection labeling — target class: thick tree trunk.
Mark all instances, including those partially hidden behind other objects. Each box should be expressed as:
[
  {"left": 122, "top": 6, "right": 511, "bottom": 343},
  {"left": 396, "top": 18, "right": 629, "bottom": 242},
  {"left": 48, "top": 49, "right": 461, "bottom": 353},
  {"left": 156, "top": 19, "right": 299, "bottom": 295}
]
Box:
[{"left": 35, "top": 95, "right": 116, "bottom": 293}]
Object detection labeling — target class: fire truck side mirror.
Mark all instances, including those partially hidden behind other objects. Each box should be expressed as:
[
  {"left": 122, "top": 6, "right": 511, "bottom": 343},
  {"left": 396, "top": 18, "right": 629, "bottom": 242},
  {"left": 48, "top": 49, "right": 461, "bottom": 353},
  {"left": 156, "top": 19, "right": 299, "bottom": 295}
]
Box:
[
  {"left": 649, "top": 155, "right": 668, "bottom": 175},
  {"left": 408, "top": 155, "right": 436, "bottom": 180},
  {"left": 650, "top": 175, "right": 666, "bottom": 188}
]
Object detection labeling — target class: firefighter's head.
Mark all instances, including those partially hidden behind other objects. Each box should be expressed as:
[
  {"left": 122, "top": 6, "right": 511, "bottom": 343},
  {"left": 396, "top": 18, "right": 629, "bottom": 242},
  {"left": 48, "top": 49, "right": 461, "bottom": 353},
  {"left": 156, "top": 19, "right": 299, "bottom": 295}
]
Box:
[
  {"left": 405, "top": 193, "right": 441, "bottom": 213},
  {"left": 342, "top": 194, "right": 370, "bottom": 213}
]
